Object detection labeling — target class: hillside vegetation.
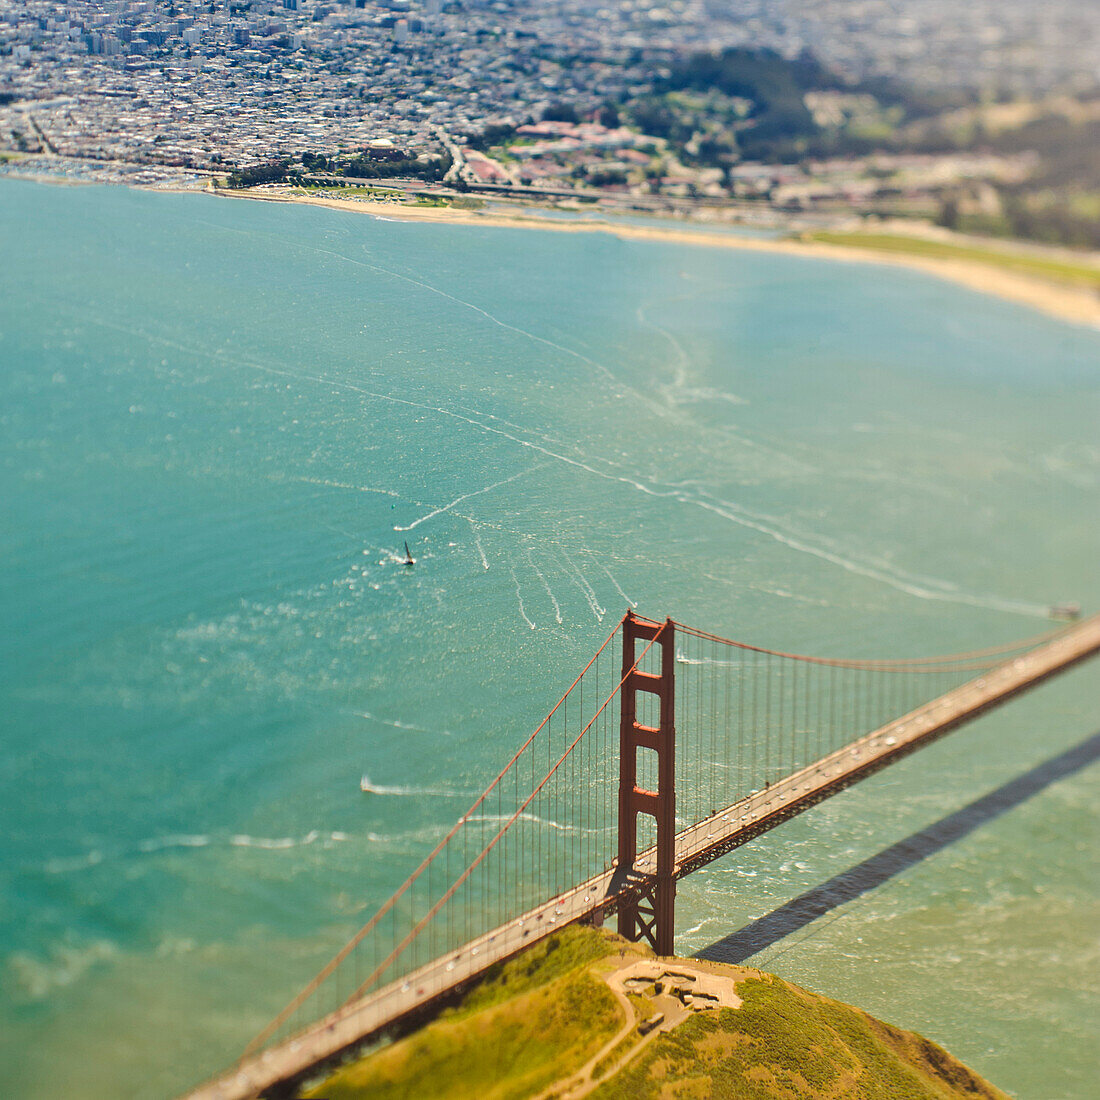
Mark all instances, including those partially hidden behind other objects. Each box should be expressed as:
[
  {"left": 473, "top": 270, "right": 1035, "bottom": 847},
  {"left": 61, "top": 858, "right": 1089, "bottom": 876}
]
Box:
[
  {"left": 589, "top": 973, "right": 1004, "bottom": 1100},
  {"left": 619, "top": 49, "right": 1100, "bottom": 248},
  {"left": 305, "top": 928, "right": 632, "bottom": 1100},
  {"left": 806, "top": 231, "right": 1100, "bottom": 290},
  {"left": 303, "top": 926, "right": 1007, "bottom": 1100}
]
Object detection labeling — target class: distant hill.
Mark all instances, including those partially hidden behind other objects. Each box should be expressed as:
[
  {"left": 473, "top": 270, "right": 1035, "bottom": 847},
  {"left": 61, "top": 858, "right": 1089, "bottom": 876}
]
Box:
[{"left": 302, "top": 926, "right": 1007, "bottom": 1100}]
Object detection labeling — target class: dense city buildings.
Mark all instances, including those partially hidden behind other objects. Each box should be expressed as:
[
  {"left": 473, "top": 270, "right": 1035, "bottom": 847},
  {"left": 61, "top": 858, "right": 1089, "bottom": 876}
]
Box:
[{"left": 1, "top": 1, "right": 1099, "bottom": 236}]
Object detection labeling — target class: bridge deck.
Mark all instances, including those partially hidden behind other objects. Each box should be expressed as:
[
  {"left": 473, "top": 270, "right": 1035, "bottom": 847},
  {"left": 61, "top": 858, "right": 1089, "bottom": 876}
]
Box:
[{"left": 187, "top": 612, "right": 1100, "bottom": 1100}]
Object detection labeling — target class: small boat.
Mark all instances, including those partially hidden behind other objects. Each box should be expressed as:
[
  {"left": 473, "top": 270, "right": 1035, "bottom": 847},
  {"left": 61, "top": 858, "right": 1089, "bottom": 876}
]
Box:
[
  {"left": 403, "top": 540, "right": 415, "bottom": 566},
  {"left": 1049, "top": 602, "right": 1080, "bottom": 621}
]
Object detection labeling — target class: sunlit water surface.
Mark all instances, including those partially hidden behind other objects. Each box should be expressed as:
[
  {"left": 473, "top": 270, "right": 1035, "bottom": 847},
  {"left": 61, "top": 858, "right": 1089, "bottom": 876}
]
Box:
[{"left": 1, "top": 179, "right": 1097, "bottom": 1098}]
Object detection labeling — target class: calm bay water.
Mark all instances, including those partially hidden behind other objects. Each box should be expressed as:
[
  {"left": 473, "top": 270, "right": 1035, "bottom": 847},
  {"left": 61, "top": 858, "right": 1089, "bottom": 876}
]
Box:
[{"left": 1, "top": 178, "right": 1097, "bottom": 1098}]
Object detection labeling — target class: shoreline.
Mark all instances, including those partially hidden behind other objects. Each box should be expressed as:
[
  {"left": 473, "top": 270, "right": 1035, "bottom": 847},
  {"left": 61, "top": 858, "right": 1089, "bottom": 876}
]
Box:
[
  {"left": 4, "top": 167, "right": 1098, "bottom": 328},
  {"left": 216, "top": 186, "right": 1100, "bottom": 329}
]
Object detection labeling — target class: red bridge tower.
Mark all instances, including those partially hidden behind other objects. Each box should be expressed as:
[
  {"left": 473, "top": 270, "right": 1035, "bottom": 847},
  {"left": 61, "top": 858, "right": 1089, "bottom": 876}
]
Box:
[{"left": 616, "top": 611, "right": 677, "bottom": 956}]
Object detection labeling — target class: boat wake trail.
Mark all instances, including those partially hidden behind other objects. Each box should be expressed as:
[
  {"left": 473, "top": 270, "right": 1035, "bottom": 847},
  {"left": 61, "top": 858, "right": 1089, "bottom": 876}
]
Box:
[
  {"left": 561, "top": 549, "right": 605, "bottom": 623},
  {"left": 683, "top": 491, "right": 1050, "bottom": 618},
  {"left": 137, "top": 834, "right": 212, "bottom": 853},
  {"left": 472, "top": 526, "right": 490, "bottom": 571},
  {"left": 286, "top": 240, "right": 629, "bottom": 386},
  {"left": 360, "top": 775, "right": 470, "bottom": 797},
  {"left": 526, "top": 548, "right": 563, "bottom": 625},
  {"left": 44, "top": 831, "right": 352, "bottom": 874},
  {"left": 586, "top": 549, "right": 637, "bottom": 609},
  {"left": 463, "top": 812, "right": 588, "bottom": 833},
  {"left": 637, "top": 301, "right": 691, "bottom": 394},
  {"left": 356, "top": 711, "right": 454, "bottom": 737},
  {"left": 79, "top": 311, "right": 1048, "bottom": 620},
  {"left": 509, "top": 565, "right": 537, "bottom": 630},
  {"left": 230, "top": 831, "right": 331, "bottom": 850},
  {"left": 395, "top": 465, "right": 539, "bottom": 531}
]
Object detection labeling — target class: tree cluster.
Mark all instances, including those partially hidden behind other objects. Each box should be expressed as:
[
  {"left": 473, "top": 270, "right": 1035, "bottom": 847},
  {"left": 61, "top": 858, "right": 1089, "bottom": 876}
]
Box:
[
  {"left": 340, "top": 151, "right": 451, "bottom": 181},
  {"left": 226, "top": 161, "right": 289, "bottom": 188}
]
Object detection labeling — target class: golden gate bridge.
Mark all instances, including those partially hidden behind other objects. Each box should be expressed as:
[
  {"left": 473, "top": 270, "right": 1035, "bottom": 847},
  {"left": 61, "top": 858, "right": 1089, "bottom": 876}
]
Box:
[{"left": 188, "top": 609, "right": 1100, "bottom": 1100}]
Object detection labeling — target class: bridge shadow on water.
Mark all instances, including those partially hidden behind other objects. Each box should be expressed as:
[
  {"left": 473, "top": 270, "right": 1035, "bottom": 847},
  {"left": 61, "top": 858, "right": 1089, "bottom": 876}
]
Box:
[{"left": 697, "top": 729, "right": 1100, "bottom": 965}]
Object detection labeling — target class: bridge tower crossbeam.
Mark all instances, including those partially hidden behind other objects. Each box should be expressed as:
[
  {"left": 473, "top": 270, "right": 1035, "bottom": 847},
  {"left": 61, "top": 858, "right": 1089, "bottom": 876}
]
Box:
[{"left": 616, "top": 611, "right": 676, "bottom": 956}]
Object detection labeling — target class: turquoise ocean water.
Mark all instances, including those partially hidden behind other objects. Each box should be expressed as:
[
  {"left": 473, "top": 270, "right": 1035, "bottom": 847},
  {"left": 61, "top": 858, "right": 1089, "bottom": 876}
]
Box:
[{"left": 0, "top": 178, "right": 1097, "bottom": 1097}]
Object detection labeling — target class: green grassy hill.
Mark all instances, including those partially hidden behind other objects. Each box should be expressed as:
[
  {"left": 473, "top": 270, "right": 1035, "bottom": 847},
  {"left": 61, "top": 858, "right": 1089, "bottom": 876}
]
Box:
[
  {"left": 303, "top": 927, "right": 1007, "bottom": 1100},
  {"left": 588, "top": 971, "right": 1003, "bottom": 1100}
]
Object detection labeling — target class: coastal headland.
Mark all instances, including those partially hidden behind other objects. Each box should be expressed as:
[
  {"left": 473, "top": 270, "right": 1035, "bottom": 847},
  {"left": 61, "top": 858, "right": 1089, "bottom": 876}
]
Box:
[{"left": 298, "top": 926, "right": 1008, "bottom": 1100}]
